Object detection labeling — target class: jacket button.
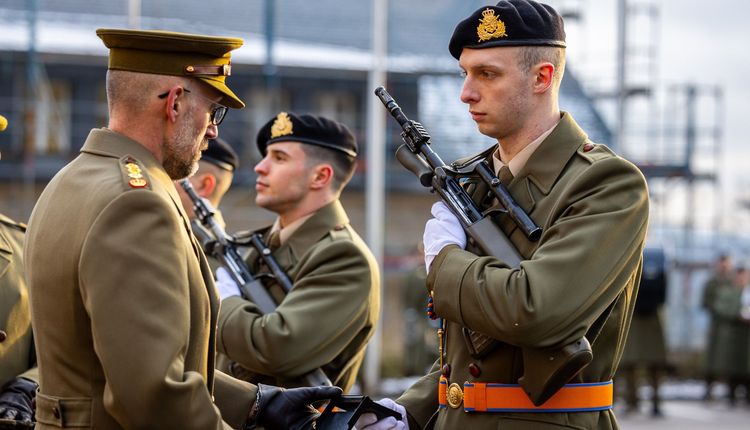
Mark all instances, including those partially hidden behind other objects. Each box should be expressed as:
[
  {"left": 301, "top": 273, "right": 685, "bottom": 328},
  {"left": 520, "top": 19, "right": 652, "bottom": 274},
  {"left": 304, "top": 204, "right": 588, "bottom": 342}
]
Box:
[
  {"left": 583, "top": 143, "right": 594, "bottom": 152},
  {"left": 52, "top": 406, "right": 61, "bottom": 419},
  {"left": 469, "top": 363, "right": 482, "bottom": 378},
  {"left": 0, "top": 330, "right": 7, "bottom": 342},
  {"left": 441, "top": 364, "right": 451, "bottom": 378}
]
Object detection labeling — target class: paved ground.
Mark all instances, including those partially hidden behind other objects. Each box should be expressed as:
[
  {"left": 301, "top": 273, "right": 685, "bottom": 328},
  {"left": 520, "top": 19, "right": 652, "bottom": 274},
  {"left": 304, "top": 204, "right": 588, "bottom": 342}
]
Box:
[{"left": 617, "top": 399, "right": 750, "bottom": 429}]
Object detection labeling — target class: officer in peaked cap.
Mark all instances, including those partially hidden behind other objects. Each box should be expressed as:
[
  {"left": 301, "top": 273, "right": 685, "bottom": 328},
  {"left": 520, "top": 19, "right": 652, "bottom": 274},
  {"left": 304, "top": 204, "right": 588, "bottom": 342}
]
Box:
[
  {"left": 357, "top": 1, "right": 649, "bottom": 429},
  {"left": 214, "top": 112, "right": 380, "bottom": 398},
  {"left": 0, "top": 115, "right": 37, "bottom": 429},
  {"left": 24, "top": 30, "right": 340, "bottom": 430}
]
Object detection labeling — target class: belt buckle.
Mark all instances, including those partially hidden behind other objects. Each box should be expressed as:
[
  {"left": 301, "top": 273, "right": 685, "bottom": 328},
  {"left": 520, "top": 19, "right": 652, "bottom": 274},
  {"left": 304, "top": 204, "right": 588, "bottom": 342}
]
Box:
[{"left": 447, "top": 383, "right": 464, "bottom": 409}]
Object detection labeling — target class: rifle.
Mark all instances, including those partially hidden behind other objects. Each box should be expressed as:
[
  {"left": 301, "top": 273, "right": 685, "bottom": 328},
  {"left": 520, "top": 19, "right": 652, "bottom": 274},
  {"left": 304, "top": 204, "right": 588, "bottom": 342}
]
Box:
[
  {"left": 374, "top": 87, "right": 592, "bottom": 406},
  {"left": 178, "top": 179, "right": 332, "bottom": 387}
]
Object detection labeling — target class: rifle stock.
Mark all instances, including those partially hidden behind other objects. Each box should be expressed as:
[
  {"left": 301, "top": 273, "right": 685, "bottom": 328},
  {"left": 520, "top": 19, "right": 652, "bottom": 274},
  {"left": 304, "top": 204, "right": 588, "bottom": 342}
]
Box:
[
  {"left": 179, "top": 179, "right": 332, "bottom": 387},
  {"left": 375, "top": 87, "right": 591, "bottom": 406}
]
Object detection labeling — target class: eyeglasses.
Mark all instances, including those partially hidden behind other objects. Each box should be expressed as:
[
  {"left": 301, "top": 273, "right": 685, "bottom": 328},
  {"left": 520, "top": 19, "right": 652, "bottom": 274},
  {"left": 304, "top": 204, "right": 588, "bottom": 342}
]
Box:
[{"left": 158, "top": 88, "right": 228, "bottom": 126}]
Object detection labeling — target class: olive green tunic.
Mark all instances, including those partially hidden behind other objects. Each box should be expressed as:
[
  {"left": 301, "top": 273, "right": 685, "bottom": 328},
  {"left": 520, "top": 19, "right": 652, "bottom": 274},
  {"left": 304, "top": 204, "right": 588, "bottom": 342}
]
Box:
[
  {"left": 217, "top": 200, "right": 380, "bottom": 393},
  {"left": 397, "top": 113, "right": 650, "bottom": 430},
  {"left": 24, "top": 129, "right": 256, "bottom": 429},
  {"left": 0, "top": 214, "right": 37, "bottom": 386}
]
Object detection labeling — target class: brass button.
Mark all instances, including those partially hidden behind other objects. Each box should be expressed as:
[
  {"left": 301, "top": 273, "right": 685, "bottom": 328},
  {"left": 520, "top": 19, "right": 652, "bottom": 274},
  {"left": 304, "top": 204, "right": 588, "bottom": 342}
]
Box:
[
  {"left": 447, "top": 383, "right": 464, "bottom": 409},
  {"left": 468, "top": 363, "right": 481, "bottom": 378},
  {"left": 52, "top": 406, "right": 61, "bottom": 419},
  {"left": 0, "top": 330, "right": 6, "bottom": 342},
  {"left": 441, "top": 364, "right": 451, "bottom": 378}
]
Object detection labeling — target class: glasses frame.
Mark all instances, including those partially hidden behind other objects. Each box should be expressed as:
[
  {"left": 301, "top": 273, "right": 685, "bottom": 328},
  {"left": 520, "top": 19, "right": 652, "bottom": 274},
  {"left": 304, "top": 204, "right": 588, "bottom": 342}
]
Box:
[{"left": 157, "top": 87, "right": 228, "bottom": 126}]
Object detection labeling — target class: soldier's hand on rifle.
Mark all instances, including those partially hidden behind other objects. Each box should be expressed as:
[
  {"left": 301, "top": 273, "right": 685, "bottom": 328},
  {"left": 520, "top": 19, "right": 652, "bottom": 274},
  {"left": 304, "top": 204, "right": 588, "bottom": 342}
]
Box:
[
  {"left": 0, "top": 376, "right": 37, "bottom": 425},
  {"left": 353, "top": 398, "right": 408, "bottom": 430},
  {"left": 423, "top": 202, "right": 466, "bottom": 272},
  {"left": 215, "top": 267, "right": 242, "bottom": 300},
  {"left": 252, "top": 383, "right": 343, "bottom": 430}
]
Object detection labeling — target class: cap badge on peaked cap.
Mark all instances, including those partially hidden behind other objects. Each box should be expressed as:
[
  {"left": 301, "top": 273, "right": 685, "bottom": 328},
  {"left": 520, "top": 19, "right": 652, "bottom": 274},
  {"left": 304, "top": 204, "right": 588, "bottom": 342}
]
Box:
[
  {"left": 477, "top": 8, "right": 508, "bottom": 42},
  {"left": 270, "top": 112, "right": 294, "bottom": 139}
]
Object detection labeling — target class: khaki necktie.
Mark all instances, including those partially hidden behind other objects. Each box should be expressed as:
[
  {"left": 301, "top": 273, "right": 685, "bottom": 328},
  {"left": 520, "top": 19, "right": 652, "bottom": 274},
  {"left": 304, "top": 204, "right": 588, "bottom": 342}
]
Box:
[
  {"left": 498, "top": 165, "right": 514, "bottom": 187},
  {"left": 267, "top": 230, "right": 281, "bottom": 251}
]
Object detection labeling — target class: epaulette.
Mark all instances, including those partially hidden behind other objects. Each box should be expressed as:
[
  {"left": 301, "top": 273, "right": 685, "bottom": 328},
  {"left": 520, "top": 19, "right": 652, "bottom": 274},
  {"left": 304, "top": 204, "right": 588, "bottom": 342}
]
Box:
[
  {"left": 0, "top": 213, "right": 27, "bottom": 233},
  {"left": 329, "top": 224, "right": 352, "bottom": 241},
  {"left": 577, "top": 141, "right": 615, "bottom": 164},
  {"left": 119, "top": 155, "right": 152, "bottom": 190}
]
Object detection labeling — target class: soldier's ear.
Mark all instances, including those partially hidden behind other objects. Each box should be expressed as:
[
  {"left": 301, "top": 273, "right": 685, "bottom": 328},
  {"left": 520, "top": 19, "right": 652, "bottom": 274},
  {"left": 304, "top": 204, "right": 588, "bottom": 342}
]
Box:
[
  {"left": 195, "top": 173, "right": 217, "bottom": 197},
  {"left": 164, "top": 86, "right": 187, "bottom": 123},
  {"left": 309, "top": 164, "right": 333, "bottom": 190},
  {"left": 532, "top": 62, "right": 554, "bottom": 94}
]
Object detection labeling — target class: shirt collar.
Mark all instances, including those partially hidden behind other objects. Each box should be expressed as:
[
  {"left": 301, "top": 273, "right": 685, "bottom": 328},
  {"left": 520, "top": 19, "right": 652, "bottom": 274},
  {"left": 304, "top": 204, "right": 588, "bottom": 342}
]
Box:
[
  {"left": 270, "top": 213, "right": 316, "bottom": 245},
  {"left": 492, "top": 119, "right": 560, "bottom": 177}
]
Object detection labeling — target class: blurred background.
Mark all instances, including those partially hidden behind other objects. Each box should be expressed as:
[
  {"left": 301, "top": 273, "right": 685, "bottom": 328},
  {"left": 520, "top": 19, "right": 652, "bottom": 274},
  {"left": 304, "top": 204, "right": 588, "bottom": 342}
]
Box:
[{"left": 1, "top": 0, "right": 749, "bottom": 425}]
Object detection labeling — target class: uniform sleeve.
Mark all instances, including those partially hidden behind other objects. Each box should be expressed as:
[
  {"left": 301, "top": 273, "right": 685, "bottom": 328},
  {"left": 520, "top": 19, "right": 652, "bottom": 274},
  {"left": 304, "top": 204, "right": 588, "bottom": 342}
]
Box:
[
  {"left": 395, "top": 364, "right": 441, "bottom": 430},
  {"left": 429, "top": 157, "right": 649, "bottom": 349},
  {"left": 79, "top": 191, "right": 233, "bottom": 430},
  {"left": 217, "top": 239, "right": 374, "bottom": 378}
]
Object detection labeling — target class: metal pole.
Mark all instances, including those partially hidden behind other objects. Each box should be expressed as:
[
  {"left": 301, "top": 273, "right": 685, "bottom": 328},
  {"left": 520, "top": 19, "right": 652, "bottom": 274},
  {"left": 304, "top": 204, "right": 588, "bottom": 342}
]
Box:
[
  {"left": 264, "top": 0, "right": 280, "bottom": 112},
  {"left": 363, "top": 0, "right": 387, "bottom": 394},
  {"left": 128, "top": 0, "right": 141, "bottom": 29},
  {"left": 615, "top": 0, "right": 627, "bottom": 153}
]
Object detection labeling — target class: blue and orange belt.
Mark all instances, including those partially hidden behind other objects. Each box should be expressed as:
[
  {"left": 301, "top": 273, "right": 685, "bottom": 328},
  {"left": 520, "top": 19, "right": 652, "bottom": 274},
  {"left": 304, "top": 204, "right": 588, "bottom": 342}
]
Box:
[{"left": 438, "top": 376, "right": 613, "bottom": 413}]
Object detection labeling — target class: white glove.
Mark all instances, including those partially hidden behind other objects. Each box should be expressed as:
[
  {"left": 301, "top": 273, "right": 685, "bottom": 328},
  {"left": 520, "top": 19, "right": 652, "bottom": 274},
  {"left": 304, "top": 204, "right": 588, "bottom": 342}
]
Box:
[
  {"left": 353, "top": 398, "right": 408, "bottom": 430},
  {"left": 423, "top": 201, "right": 467, "bottom": 271},
  {"left": 215, "top": 267, "right": 241, "bottom": 301}
]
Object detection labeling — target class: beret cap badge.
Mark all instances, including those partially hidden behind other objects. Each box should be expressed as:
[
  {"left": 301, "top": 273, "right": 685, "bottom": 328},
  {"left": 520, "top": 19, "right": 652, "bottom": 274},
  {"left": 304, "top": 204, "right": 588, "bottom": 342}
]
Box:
[
  {"left": 270, "top": 112, "right": 294, "bottom": 139},
  {"left": 477, "top": 8, "right": 507, "bottom": 42}
]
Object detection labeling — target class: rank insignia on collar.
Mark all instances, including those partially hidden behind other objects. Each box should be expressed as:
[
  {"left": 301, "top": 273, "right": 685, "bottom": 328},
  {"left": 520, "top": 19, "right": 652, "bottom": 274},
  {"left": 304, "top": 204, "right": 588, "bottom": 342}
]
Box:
[
  {"left": 270, "top": 112, "right": 293, "bottom": 139},
  {"left": 477, "top": 8, "right": 507, "bottom": 42}
]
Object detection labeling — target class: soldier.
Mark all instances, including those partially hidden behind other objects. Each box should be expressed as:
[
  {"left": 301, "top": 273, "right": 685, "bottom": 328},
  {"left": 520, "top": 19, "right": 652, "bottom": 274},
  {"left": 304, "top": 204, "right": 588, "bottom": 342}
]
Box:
[
  {"left": 0, "top": 114, "right": 37, "bottom": 429},
  {"left": 23, "top": 30, "right": 340, "bottom": 430},
  {"left": 176, "top": 137, "right": 239, "bottom": 227},
  {"left": 711, "top": 267, "right": 750, "bottom": 406},
  {"left": 618, "top": 247, "right": 669, "bottom": 416},
  {"left": 215, "top": 112, "right": 380, "bottom": 394},
  {"left": 701, "top": 253, "right": 733, "bottom": 400},
  {"left": 357, "top": 1, "right": 649, "bottom": 429}
]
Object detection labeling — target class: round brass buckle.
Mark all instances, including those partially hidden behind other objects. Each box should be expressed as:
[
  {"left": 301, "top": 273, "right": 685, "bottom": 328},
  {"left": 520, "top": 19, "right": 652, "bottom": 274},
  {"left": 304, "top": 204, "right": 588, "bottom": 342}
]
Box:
[{"left": 447, "top": 383, "right": 464, "bottom": 409}]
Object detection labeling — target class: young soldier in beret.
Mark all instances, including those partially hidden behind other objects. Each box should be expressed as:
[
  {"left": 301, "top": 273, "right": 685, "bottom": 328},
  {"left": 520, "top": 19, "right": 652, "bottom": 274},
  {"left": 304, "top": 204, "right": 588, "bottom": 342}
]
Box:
[
  {"left": 24, "top": 30, "right": 340, "bottom": 430},
  {"left": 215, "top": 112, "right": 380, "bottom": 395},
  {"left": 357, "top": 1, "right": 649, "bottom": 429},
  {"left": 0, "top": 114, "right": 37, "bottom": 429}
]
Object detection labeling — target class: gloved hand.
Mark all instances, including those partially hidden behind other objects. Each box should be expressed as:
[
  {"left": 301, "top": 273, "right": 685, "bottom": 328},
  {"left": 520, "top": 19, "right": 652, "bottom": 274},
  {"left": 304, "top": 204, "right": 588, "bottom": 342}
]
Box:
[
  {"left": 215, "top": 267, "right": 241, "bottom": 300},
  {"left": 0, "top": 377, "right": 37, "bottom": 425},
  {"left": 254, "top": 383, "right": 343, "bottom": 430},
  {"left": 353, "top": 398, "right": 408, "bottom": 430},
  {"left": 423, "top": 202, "right": 466, "bottom": 272}
]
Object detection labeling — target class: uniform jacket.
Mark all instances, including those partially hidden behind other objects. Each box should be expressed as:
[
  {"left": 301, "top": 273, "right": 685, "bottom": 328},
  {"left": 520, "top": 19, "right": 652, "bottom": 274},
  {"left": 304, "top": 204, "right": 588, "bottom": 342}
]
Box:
[
  {"left": 217, "top": 200, "right": 379, "bottom": 393},
  {"left": 0, "top": 214, "right": 37, "bottom": 386},
  {"left": 397, "top": 113, "right": 649, "bottom": 429},
  {"left": 24, "top": 129, "right": 256, "bottom": 429}
]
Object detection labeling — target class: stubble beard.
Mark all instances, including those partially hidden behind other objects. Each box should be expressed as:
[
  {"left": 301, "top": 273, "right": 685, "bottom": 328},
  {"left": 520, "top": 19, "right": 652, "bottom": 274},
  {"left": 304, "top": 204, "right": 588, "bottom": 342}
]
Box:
[{"left": 163, "top": 122, "right": 203, "bottom": 180}]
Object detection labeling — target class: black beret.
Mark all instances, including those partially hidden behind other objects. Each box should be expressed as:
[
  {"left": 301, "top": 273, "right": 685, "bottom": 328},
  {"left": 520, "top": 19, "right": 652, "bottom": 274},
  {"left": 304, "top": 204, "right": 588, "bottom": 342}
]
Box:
[
  {"left": 257, "top": 112, "right": 357, "bottom": 158},
  {"left": 201, "top": 137, "right": 239, "bottom": 172},
  {"left": 449, "top": 0, "right": 566, "bottom": 60}
]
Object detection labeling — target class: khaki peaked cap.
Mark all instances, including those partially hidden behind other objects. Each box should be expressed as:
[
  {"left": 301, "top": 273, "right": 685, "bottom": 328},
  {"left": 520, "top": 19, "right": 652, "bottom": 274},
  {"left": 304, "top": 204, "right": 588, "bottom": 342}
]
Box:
[{"left": 96, "top": 28, "right": 245, "bottom": 108}]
